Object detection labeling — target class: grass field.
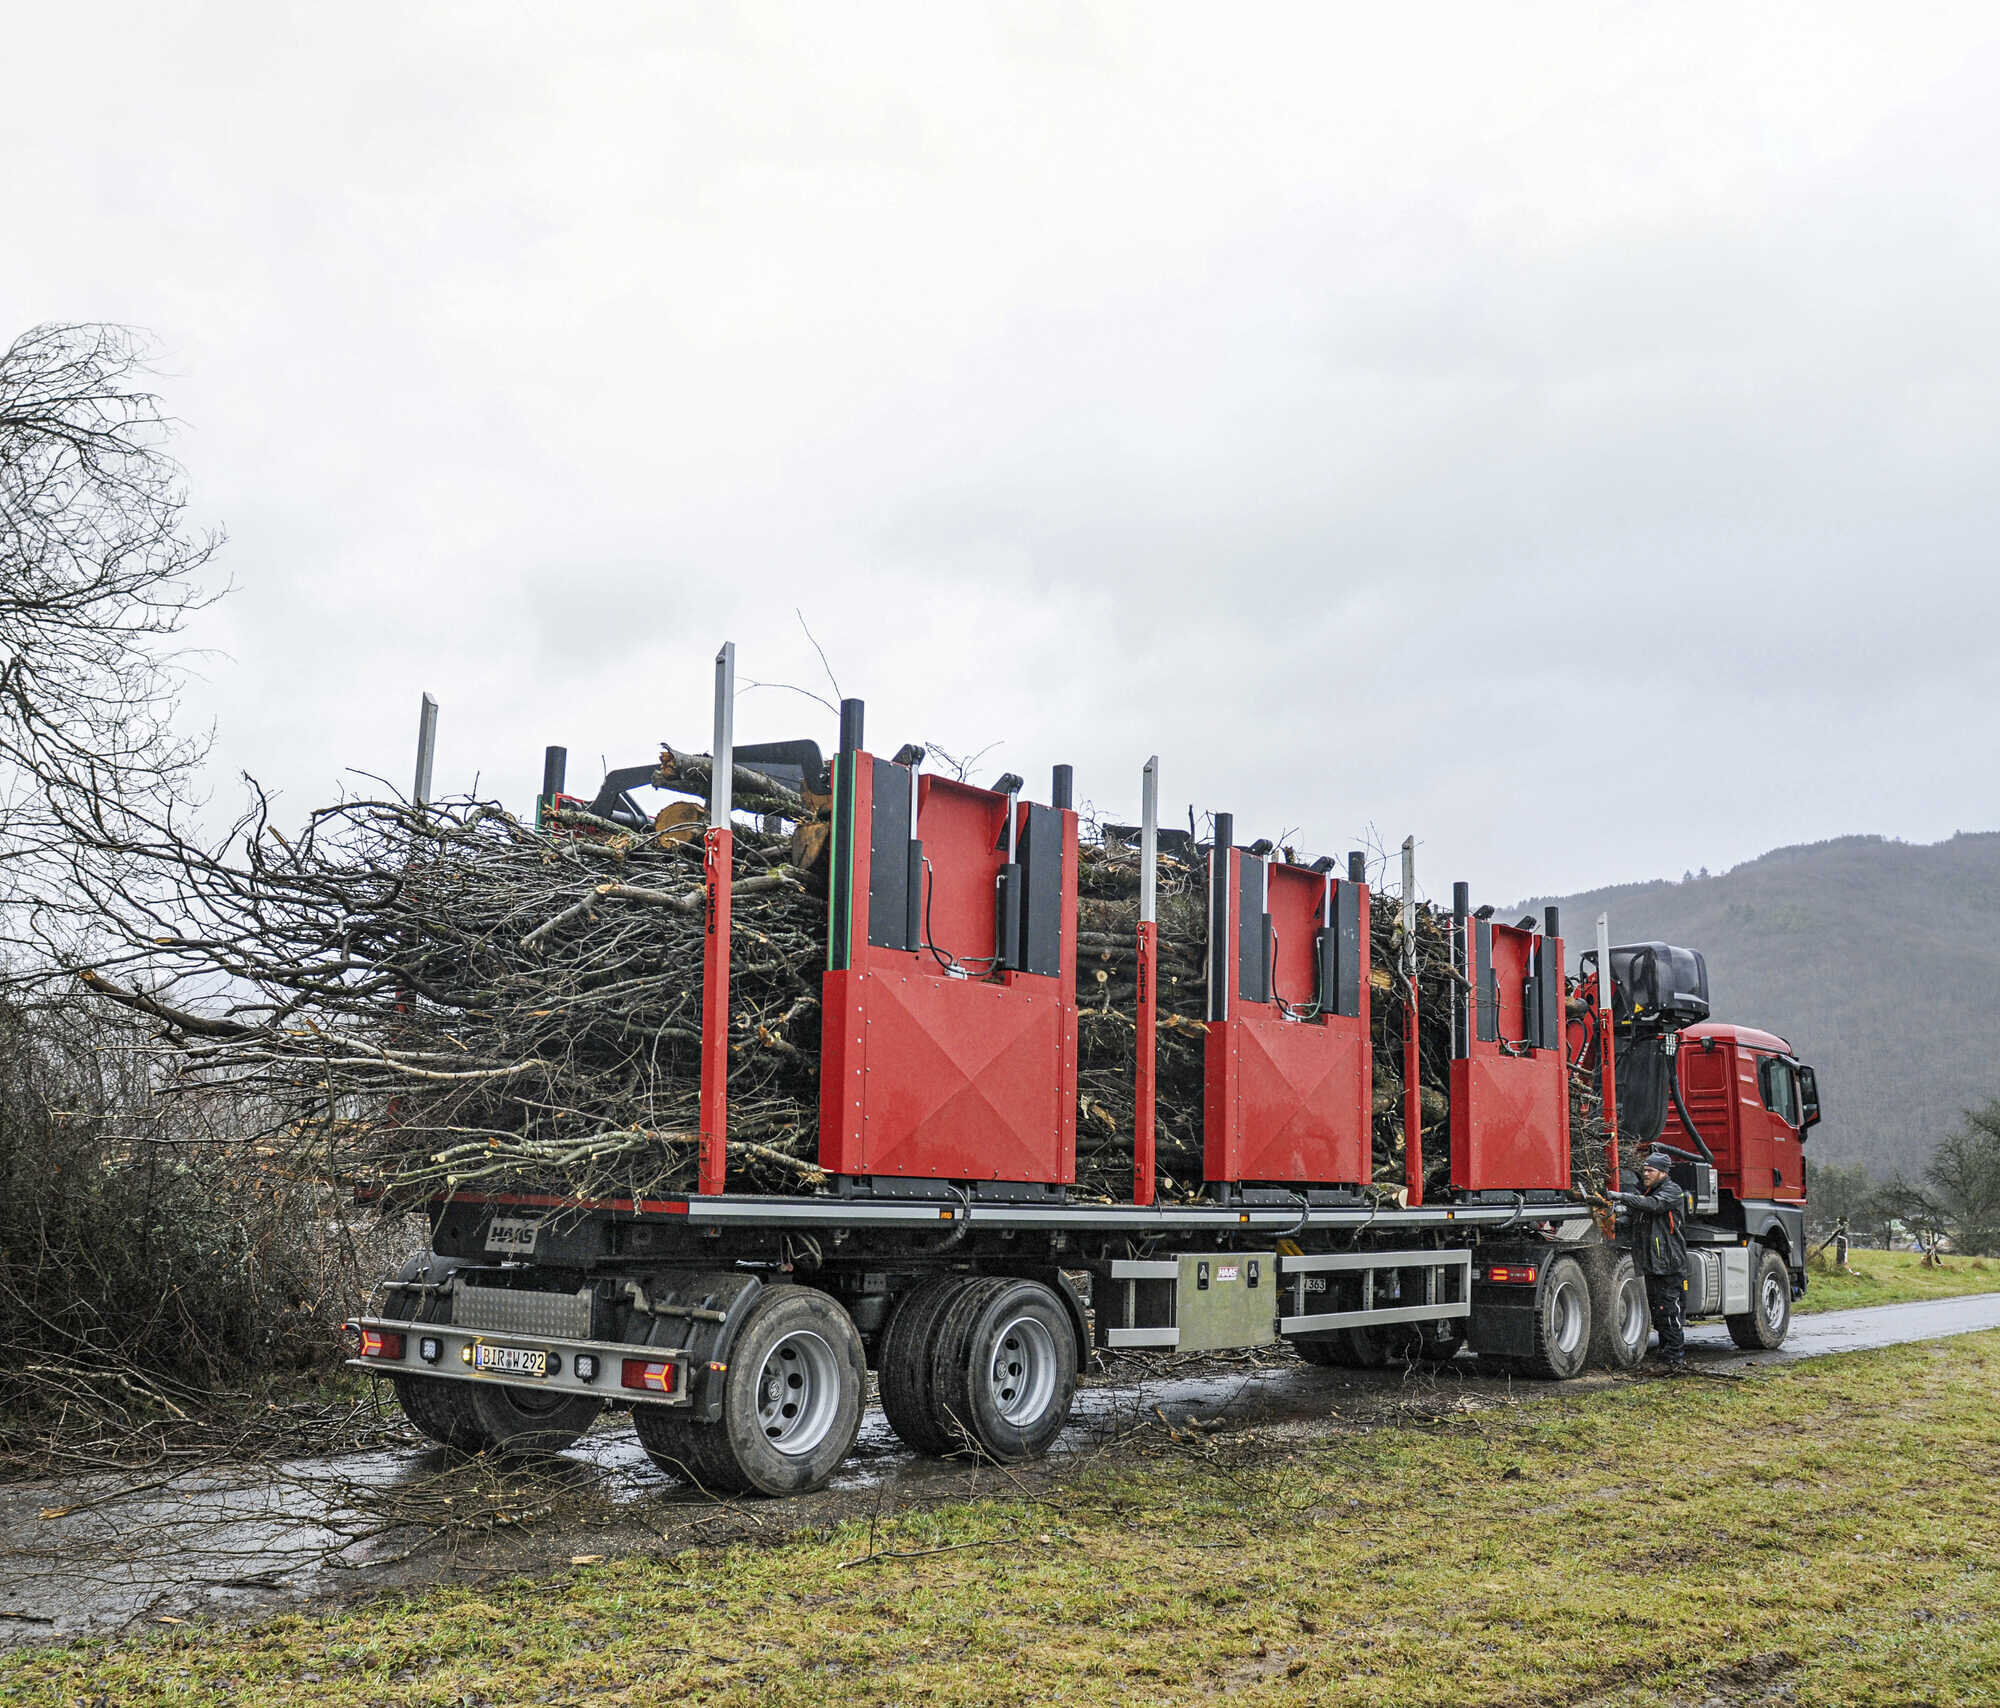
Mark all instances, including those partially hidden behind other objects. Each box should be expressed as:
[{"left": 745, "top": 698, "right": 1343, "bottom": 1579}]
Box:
[
  {"left": 1797, "top": 1246, "right": 2000, "bottom": 1314},
  {"left": 5, "top": 1331, "right": 1996, "bottom": 1707}
]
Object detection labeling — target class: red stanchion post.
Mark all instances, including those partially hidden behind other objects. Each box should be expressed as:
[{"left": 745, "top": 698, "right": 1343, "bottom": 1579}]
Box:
[
  {"left": 699, "top": 823, "right": 733, "bottom": 1196},
  {"left": 1133, "top": 756, "right": 1159, "bottom": 1206},
  {"left": 1401, "top": 837, "right": 1424, "bottom": 1206},
  {"left": 698, "top": 644, "right": 736, "bottom": 1197},
  {"left": 1596, "top": 911, "right": 1620, "bottom": 1190}
]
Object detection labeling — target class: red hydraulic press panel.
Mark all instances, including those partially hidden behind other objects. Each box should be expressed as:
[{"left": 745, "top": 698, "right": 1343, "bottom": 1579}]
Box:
[
  {"left": 817, "top": 749, "right": 1078, "bottom": 1185},
  {"left": 1449, "top": 915, "right": 1570, "bottom": 1192},
  {"left": 1203, "top": 847, "right": 1371, "bottom": 1188}
]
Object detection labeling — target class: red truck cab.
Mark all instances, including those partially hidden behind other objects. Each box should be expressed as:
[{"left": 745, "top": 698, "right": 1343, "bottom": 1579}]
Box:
[{"left": 1676, "top": 1022, "right": 1818, "bottom": 1205}]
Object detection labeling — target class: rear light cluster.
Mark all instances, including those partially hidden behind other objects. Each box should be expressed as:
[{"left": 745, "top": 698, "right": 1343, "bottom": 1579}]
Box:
[
  {"left": 622, "top": 1358, "right": 682, "bottom": 1396},
  {"left": 1483, "top": 1264, "right": 1539, "bottom": 1285},
  {"left": 357, "top": 1328, "right": 405, "bottom": 1360}
]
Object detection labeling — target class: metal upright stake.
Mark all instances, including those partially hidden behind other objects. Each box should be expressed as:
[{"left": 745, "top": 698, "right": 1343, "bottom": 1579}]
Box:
[
  {"left": 412, "top": 694, "right": 439, "bottom": 807},
  {"left": 700, "top": 642, "right": 736, "bottom": 1197},
  {"left": 1596, "top": 911, "right": 1620, "bottom": 1191},
  {"left": 1401, "top": 836, "right": 1423, "bottom": 1206},
  {"left": 1134, "top": 756, "right": 1159, "bottom": 1207}
]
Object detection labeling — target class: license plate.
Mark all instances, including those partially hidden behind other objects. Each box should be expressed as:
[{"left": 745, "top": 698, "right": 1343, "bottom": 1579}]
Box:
[
  {"left": 485, "top": 1215, "right": 542, "bottom": 1255},
  {"left": 472, "top": 1342, "right": 548, "bottom": 1378}
]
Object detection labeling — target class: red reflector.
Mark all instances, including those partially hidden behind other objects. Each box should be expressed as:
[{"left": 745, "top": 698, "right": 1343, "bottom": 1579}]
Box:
[
  {"left": 358, "top": 1328, "right": 405, "bottom": 1360},
  {"left": 621, "top": 1358, "right": 680, "bottom": 1395},
  {"left": 1485, "top": 1265, "right": 1539, "bottom": 1286}
]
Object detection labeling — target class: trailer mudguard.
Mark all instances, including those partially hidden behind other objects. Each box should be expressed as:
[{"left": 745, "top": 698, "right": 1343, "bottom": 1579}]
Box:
[{"left": 618, "top": 1271, "right": 765, "bottom": 1423}]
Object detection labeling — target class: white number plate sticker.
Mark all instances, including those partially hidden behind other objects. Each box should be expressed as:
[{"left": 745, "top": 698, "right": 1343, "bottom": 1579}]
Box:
[
  {"left": 484, "top": 1215, "right": 542, "bottom": 1255},
  {"left": 472, "top": 1342, "right": 548, "bottom": 1378}
]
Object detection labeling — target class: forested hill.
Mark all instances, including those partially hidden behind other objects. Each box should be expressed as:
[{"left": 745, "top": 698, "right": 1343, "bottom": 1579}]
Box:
[{"left": 1516, "top": 832, "right": 2000, "bottom": 1179}]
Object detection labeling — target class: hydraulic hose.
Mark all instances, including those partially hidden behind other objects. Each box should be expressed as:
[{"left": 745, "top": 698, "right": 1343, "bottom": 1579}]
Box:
[{"left": 1669, "top": 1065, "right": 1716, "bottom": 1166}]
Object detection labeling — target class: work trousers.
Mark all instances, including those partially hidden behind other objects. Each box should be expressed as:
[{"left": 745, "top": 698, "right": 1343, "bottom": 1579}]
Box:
[{"left": 1645, "top": 1272, "right": 1687, "bottom": 1366}]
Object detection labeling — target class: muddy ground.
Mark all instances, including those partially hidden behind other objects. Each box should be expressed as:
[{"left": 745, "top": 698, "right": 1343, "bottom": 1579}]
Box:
[{"left": 4, "top": 1294, "right": 1997, "bottom": 1647}]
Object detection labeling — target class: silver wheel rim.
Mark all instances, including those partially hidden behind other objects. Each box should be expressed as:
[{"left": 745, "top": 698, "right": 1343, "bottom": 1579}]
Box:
[
  {"left": 1761, "top": 1272, "right": 1787, "bottom": 1330},
  {"left": 754, "top": 1329, "right": 841, "bottom": 1455},
  {"left": 1620, "top": 1284, "right": 1647, "bottom": 1349},
  {"left": 986, "top": 1314, "right": 1058, "bottom": 1427},
  {"left": 1552, "top": 1281, "right": 1584, "bottom": 1357}
]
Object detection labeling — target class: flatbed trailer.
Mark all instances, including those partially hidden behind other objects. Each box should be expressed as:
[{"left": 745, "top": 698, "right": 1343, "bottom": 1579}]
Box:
[{"left": 349, "top": 643, "right": 1817, "bottom": 1495}]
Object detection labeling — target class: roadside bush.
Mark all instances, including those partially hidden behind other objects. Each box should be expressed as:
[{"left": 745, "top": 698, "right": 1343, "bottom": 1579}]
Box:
[{"left": 0, "top": 992, "right": 370, "bottom": 1447}]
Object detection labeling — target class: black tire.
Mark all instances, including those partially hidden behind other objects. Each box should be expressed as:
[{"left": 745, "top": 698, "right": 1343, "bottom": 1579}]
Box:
[
  {"left": 392, "top": 1372, "right": 486, "bottom": 1453},
  {"left": 1338, "top": 1326, "right": 1391, "bottom": 1369},
  {"left": 463, "top": 1383, "right": 604, "bottom": 1456},
  {"left": 632, "top": 1405, "right": 743, "bottom": 1490},
  {"left": 920, "top": 1277, "right": 1014, "bottom": 1455},
  {"left": 1727, "top": 1247, "right": 1793, "bottom": 1350},
  {"left": 1515, "top": 1255, "right": 1593, "bottom": 1380},
  {"left": 1292, "top": 1333, "right": 1351, "bottom": 1367},
  {"left": 383, "top": 1250, "right": 485, "bottom": 1453},
  {"left": 1587, "top": 1253, "right": 1648, "bottom": 1372},
  {"left": 701, "top": 1285, "right": 868, "bottom": 1496},
  {"left": 878, "top": 1274, "right": 973, "bottom": 1456},
  {"left": 929, "top": 1279, "right": 1078, "bottom": 1464}
]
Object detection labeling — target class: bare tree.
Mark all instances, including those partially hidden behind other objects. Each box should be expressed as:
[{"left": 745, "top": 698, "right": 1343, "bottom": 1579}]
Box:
[{"left": 0, "top": 322, "right": 222, "bottom": 889}]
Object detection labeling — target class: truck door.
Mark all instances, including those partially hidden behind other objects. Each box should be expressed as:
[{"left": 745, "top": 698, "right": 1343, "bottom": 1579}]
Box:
[{"left": 1757, "top": 1055, "right": 1807, "bottom": 1202}]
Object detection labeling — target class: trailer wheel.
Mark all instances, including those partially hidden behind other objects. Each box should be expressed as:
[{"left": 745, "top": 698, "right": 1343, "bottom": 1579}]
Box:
[
  {"left": 632, "top": 1405, "right": 745, "bottom": 1492},
  {"left": 702, "top": 1285, "right": 868, "bottom": 1495},
  {"left": 1291, "top": 1333, "right": 1350, "bottom": 1367},
  {"left": 463, "top": 1384, "right": 604, "bottom": 1457},
  {"left": 1516, "top": 1254, "right": 1593, "bottom": 1381},
  {"left": 1587, "top": 1254, "right": 1648, "bottom": 1372},
  {"left": 1726, "top": 1247, "right": 1792, "bottom": 1350},
  {"left": 877, "top": 1274, "right": 972, "bottom": 1456},
  {"left": 392, "top": 1373, "right": 486, "bottom": 1453},
  {"left": 1338, "top": 1326, "right": 1391, "bottom": 1368},
  {"left": 931, "top": 1279, "right": 1077, "bottom": 1463}
]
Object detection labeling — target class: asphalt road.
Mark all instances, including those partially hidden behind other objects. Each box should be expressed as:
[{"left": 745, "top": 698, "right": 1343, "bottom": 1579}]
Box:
[{"left": 3, "top": 1290, "right": 1997, "bottom": 1645}]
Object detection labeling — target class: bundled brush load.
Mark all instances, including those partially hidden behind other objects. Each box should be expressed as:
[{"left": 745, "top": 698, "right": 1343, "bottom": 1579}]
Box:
[{"left": 74, "top": 750, "right": 1610, "bottom": 1207}]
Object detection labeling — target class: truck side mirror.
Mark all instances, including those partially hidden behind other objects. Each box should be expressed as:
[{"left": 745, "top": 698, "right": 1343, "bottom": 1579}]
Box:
[{"left": 1796, "top": 1064, "right": 1821, "bottom": 1134}]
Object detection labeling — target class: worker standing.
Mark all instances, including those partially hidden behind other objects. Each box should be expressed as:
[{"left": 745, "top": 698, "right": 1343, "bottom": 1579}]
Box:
[{"left": 1605, "top": 1152, "right": 1689, "bottom": 1373}]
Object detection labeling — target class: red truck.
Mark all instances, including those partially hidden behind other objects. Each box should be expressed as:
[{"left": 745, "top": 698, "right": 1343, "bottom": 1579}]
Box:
[{"left": 349, "top": 644, "right": 1821, "bottom": 1495}]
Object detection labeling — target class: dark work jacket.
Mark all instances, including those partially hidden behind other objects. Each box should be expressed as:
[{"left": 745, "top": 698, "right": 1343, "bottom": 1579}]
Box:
[{"left": 1611, "top": 1178, "right": 1688, "bottom": 1276}]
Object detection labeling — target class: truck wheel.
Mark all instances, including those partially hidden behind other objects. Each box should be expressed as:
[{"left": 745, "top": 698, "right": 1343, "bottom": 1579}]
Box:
[
  {"left": 703, "top": 1285, "right": 868, "bottom": 1495},
  {"left": 392, "top": 1373, "right": 486, "bottom": 1453},
  {"left": 1516, "top": 1255, "right": 1593, "bottom": 1380},
  {"left": 930, "top": 1278, "right": 1077, "bottom": 1463},
  {"left": 878, "top": 1275, "right": 971, "bottom": 1456},
  {"left": 1726, "top": 1247, "right": 1792, "bottom": 1350},
  {"left": 464, "top": 1384, "right": 604, "bottom": 1457},
  {"left": 1587, "top": 1254, "right": 1648, "bottom": 1372}
]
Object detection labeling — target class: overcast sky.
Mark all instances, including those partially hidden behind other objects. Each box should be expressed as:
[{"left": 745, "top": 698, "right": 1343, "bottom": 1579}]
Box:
[{"left": 6, "top": 3, "right": 1995, "bottom": 902}]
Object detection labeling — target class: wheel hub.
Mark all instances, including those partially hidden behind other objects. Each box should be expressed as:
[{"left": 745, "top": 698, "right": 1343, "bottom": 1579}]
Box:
[
  {"left": 985, "top": 1314, "right": 1058, "bottom": 1426},
  {"left": 753, "top": 1329, "right": 841, "bottom": 1455}
]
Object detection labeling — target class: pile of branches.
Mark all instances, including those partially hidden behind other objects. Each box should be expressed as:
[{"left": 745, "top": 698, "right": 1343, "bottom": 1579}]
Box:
[
  {"left": 64, "top": 763, "right": 1605, "bottom": 1208},
  {"left": 68, "top": 753, "right": 834, "bottom": 1204}
]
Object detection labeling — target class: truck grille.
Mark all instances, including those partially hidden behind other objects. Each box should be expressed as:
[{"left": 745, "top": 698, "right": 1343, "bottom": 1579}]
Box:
[{"left": 450, "top": 1284, "right": 593, "bottom": 1341}]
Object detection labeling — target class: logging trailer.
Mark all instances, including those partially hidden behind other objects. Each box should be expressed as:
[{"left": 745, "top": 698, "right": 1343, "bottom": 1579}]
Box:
[{"left": 349, "top": 644, "right": 1822, "bottom": 1495}]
